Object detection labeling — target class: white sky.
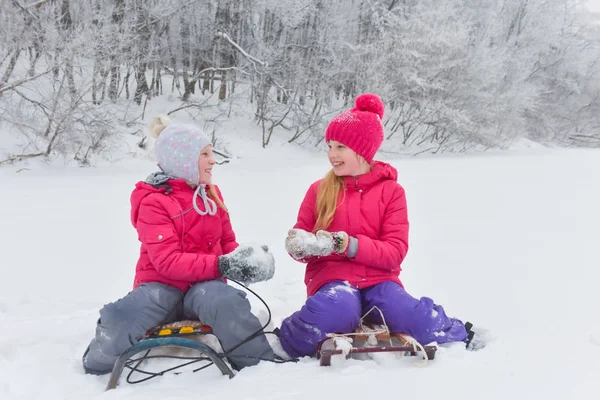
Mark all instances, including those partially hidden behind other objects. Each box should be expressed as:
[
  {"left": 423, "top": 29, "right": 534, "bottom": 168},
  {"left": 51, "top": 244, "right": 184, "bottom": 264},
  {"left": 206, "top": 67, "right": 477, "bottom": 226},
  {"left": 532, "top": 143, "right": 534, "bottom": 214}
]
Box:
[{"left": 587, "top": 0, "right": 600, "bottom": 12}]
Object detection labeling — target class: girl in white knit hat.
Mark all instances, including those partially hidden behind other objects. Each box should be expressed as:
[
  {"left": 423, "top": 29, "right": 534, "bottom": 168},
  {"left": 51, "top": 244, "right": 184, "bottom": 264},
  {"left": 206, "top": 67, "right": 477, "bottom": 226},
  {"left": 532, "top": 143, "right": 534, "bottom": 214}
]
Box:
[{"left": 82, "top": 115, "right": 277, "bottom": 375}]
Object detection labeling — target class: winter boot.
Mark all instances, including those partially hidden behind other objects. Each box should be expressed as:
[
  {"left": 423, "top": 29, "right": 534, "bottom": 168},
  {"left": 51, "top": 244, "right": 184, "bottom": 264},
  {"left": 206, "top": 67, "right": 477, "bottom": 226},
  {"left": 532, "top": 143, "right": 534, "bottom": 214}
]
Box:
[
  {"left": 269, "top": 327, "right": 294, "bottom": 361},
  {"left": 464, "top": 322, "right": 488, "bottom": 351}
]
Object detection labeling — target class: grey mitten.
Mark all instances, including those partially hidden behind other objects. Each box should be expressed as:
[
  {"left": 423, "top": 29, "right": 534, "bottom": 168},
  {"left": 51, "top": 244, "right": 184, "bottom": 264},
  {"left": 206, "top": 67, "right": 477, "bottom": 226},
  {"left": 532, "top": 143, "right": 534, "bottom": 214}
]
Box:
[{"left": 218, "top": 244, "right": 275, "bottom": 284}]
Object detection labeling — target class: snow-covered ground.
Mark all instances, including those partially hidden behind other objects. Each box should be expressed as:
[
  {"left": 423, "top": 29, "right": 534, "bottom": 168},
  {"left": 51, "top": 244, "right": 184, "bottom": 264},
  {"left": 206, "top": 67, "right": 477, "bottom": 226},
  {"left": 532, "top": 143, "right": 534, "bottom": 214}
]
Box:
[{"left": 1, "top": 144, "right": 599, "bottom": 400}]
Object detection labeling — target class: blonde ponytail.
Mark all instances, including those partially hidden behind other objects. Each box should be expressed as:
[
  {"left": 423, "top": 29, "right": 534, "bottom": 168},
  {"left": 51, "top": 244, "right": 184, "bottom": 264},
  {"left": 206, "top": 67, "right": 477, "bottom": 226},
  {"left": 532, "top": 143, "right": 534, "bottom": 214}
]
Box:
[
  {"left": 313, "top": 170, "right": 344, "bottom": 232},
  {"left": 208, "top": 185, "right": 228, "bottom": 212}
]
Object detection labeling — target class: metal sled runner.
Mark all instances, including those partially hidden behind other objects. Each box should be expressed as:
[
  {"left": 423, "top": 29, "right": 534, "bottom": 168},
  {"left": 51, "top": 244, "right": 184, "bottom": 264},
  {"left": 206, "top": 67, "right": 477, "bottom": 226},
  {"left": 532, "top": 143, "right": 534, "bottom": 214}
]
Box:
[
  {"left": 316, "top": 324, "right": 438, "bottom": 367},
  {"left": 105, "top": 320, "right": 235, "bottom": 390}
]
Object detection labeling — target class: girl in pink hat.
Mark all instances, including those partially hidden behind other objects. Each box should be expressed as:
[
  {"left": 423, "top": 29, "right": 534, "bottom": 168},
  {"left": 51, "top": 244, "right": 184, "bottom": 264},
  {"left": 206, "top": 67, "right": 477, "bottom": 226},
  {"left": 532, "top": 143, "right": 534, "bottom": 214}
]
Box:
[{"left": 278, "top": 94, "right": 484, "bottom": 358}]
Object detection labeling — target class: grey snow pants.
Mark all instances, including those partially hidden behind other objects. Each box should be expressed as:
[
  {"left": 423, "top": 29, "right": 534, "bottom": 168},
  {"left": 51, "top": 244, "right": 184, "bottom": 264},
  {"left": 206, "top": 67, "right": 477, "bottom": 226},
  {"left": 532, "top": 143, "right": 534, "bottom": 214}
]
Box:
[{"left": 82, "top": 280, "right": 274, "bottom": 375}]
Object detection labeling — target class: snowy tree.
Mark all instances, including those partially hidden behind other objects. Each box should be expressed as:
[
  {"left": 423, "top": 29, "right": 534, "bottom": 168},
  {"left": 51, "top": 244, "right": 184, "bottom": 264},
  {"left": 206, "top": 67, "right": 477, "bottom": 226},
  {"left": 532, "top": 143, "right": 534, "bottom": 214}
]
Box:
[{"left": 1, "top": 0, "right": 599, "bottom": 164}]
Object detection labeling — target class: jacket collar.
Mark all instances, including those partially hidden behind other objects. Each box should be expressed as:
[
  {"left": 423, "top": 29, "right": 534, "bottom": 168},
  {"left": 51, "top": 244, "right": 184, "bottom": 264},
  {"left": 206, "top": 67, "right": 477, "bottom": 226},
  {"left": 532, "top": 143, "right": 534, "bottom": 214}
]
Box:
[{"left": 341, "top": 161, "right": 398, "bottom": 191}]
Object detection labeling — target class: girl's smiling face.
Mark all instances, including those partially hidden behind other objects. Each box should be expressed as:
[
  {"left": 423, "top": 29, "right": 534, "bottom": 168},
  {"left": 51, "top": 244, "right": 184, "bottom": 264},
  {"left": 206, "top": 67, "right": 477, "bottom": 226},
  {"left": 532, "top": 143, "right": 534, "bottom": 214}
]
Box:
[
  {"left": 197, "top": 145, "right": 215, "bottom": 184},
  {"left": 328, "top": 140, "right": 370, "bottom": 176}
]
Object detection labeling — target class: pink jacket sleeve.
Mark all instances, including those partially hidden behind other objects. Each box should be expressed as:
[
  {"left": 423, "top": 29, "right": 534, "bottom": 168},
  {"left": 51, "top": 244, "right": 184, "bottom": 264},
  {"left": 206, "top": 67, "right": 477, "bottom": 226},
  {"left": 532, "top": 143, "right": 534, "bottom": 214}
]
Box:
[
  {"left": 352, "top": 185, "right": 409, "bottom": 270},
  {"left": 294, "top": 182, "right": 318, "bottom": 232},
  {"left": 136, "top": 195, "right": 222, "bottom": 282}
]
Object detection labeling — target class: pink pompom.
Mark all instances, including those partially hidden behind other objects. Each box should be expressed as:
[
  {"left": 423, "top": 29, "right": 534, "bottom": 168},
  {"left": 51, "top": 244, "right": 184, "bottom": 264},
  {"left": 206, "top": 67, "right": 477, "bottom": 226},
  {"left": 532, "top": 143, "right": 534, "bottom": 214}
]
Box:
[{"left": 354, "top": 93, "right": 384, "bottom": 119}]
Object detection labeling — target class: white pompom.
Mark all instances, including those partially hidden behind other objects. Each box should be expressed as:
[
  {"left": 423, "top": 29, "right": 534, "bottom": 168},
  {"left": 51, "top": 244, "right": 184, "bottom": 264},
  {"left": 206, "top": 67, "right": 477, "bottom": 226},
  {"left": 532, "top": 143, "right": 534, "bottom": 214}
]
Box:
[{"left": 148, "top": 114, "right": 170, "bottom": 139}]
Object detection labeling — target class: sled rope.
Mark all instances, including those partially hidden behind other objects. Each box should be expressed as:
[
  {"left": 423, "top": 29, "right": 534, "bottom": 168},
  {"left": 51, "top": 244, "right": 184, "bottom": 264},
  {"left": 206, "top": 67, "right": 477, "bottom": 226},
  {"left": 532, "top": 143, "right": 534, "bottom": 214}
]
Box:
[
  {"left": 360, "top": 305, "right": 392, "bottom": 342},
  {"left": 361, "top": 306, "right": 429, "bottom": 365},
  {"left": 325, "top": 305, "right": 390, "bottom": 340},
  {"left": 396, "top": 334, "right": 429, "bottom": 365}
]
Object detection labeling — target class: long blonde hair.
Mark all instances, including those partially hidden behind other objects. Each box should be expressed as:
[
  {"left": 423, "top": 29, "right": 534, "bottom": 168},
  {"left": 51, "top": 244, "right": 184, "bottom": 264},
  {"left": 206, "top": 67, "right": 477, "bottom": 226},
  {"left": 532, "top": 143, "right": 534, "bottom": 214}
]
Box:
[
  {"left": 207, "top": 185, "right": 228, "bottom": 212},
  {"left": 314, "top": 170, "right": 344, "bottom": 232}
]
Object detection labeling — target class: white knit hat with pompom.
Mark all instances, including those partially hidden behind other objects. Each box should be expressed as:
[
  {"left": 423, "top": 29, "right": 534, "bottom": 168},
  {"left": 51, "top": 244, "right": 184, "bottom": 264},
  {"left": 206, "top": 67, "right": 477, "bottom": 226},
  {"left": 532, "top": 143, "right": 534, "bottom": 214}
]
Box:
[{"left": 147, "top": 115, "right": 211, "bottom": 184}]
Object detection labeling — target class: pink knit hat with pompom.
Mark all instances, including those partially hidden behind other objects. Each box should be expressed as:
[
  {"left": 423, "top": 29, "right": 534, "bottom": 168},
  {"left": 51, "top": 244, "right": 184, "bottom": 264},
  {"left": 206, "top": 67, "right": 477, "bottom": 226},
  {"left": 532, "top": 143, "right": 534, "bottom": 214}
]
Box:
[{"left": 325, "top": 93, "right": 385, "bottom": 163}]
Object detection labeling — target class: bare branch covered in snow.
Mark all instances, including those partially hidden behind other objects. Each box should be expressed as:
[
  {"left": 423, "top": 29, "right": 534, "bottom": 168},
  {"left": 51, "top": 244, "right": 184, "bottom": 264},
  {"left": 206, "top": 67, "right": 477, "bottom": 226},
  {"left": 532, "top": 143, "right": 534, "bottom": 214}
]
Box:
[
  {"left": 0, "top": 68, "right": 54, "bottom": 95},
  {"left": 215, "top": 32, "right": 267, "bottom": 68}
]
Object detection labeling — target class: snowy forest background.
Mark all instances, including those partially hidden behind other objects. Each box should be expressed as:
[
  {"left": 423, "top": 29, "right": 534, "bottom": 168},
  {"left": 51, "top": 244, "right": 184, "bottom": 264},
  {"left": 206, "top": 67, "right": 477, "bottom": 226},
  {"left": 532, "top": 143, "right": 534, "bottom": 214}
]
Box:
[{"left": 1, "top": 0, "right": 600, "bottom": 165}]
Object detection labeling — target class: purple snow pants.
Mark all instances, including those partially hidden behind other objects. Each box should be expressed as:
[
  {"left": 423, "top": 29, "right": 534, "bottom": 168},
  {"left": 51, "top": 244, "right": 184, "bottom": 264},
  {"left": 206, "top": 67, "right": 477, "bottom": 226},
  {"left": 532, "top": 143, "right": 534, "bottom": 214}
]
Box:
[{"left": 279, "top": 280, "right": 468, "bottom": 358}]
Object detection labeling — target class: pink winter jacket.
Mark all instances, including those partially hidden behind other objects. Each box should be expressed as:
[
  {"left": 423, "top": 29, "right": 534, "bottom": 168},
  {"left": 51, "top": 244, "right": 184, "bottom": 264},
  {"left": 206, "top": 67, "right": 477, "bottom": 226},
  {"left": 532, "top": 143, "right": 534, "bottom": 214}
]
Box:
[
  {"left": 293, "top": 161, "right": 409, "bottom": 297},
  {"left": 130, "top": 179, "right": 238, "bottom": 292}
]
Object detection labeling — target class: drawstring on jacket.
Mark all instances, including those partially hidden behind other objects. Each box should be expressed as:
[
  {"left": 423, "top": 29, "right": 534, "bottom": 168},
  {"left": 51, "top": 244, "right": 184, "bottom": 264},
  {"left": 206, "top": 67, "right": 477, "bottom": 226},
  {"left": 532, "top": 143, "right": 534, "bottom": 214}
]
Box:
[
  {"left": 193, "top": 184, "right": 217, "bottom": 216},
  {"left": 145, "top": 172, "right": 217, "bottom": 216}
]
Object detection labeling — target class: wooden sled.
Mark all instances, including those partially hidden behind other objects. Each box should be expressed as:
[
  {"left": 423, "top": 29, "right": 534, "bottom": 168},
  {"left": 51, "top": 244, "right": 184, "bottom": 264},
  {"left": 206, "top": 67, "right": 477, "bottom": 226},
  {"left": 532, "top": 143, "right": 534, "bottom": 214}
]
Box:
[{"left": 316, "top": 323, "right": 438, "bottom": 367}]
